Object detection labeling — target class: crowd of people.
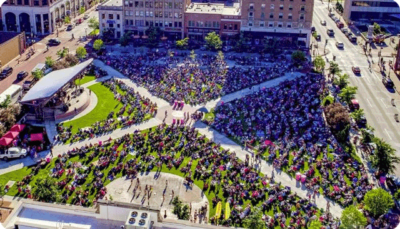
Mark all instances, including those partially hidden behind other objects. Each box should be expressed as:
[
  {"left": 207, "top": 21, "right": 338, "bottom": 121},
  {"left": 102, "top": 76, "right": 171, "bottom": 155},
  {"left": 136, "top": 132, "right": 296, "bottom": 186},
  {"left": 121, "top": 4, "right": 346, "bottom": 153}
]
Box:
[
  {"left": 98, "top": 52, "right": 293, "bottom": 105},
  {"left": 206, "top": 74, "right": 373, "bottom": 206},
  {"left": 56, "top": 78, "right": 157, "bottom": 143}
]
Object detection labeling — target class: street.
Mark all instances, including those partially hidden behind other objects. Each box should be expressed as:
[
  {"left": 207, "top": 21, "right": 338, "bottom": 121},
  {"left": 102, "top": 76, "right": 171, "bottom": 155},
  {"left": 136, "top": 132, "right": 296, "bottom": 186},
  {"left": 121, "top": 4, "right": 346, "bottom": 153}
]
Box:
[
  {"left": 313, "top": 1, "right": 400, "bottom": 175},
  {"left": 0, "top": 9, "right": 99, "bottom": 93}
]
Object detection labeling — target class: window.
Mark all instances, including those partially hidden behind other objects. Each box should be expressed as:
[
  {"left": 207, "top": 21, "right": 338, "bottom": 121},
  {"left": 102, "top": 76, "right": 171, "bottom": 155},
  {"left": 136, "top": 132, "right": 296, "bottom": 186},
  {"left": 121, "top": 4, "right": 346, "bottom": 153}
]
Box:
[
  {"left": 126, "top": 19, "right": 129, "bottom": 25},
  {"left": 25, "top": 0, "right": 30, "bottom": 4},
  {"left": 249, "top": 12, "right": 253, "bottom": 17},
  {"left": 125, "top": 11, "right": 129, "bottom": 16},
  {"left": 102, "top": 14, "right": 105, "bottom": 19},
  {"left": 135, "top": 1, "right": 139, "bottom": 7},
  {"left": 269, "top": 13, "right": 274, "bottom": 18},
  {"left": 117, "top": 24, "right": 120, "bottom": 28},
  {"left": 279, "top": 4, "right": 283, "bottom": 9},
  {"left": 117, "top": 14, "right": 120, "bottom": 20},
  {"left": 300, "top": 6, "right": 305, "bottom": 11},
  {"left": 174, "top": 12, "right": 178, "bottom": 18},
  {"left": 249, "top": 3, "right": 254, "bottom": 9},
  {"left": 34, "top": 0, "right": 39, "bottom": 5},
  {"left": 109, "top": 23, "right": 114, "bottom": 28},
  {"left": 145, "top": 11, "right": 149, "bottom": 16},
  {"left": 129, "top": 1, "right": 133, "bottom": 7},
  {"left": 278, "top": 23, "right": 282, "bottom": 27},
  {"left": 150, "top": 11, "right": 153, "bottom": 16},
  {"left": 288, "top": 4, "right": 292, "bottom": 10},
  {"left": 140, "top": 11, "right": 144, "bottom": 16},
  {"left": 234, "top": 24, "right": 238, "bottom": 30},
  {"left": 288, "top": 13, "right": 292, "bottom": 19},
  {"left": 300, "top": 13, "right": 304, "bottom": 20},
  {"left": 130, "top": 11, "right": 134, "bottom": 15},
  {"left": 279, "top": 13, "right": 283, "bottom": 19},
  {"left": 287, "top": 22, "right": 291, "bottom": 28},
  {"left": 248, "top": 21, "right": 253, "bottom": 26},
  {"left": 224, "top": 24, "right": 227, "bottom": 29},
  {"left": 125, "top": 0, "right": 128, "bottom": 6},
  {"left": 261, "top": 12, "right": 265, "bottom": 19},
  {"left": 268, "top": 22, "right": 274, "bottom": 27},
  {"left": 136, "top": 11, "right": 139, "bottom": 16},
  {"left": 261, "top": 4, "right": 265, "bottom": 8},
  {"left": 270, "top": 4, "right": 274, "bottom": 9},
  {"left": 179, "top": 22, "right": 182, "bottom": 27},
  {"left": 260, "top": 21, "right": 265, "bottom": 27}
]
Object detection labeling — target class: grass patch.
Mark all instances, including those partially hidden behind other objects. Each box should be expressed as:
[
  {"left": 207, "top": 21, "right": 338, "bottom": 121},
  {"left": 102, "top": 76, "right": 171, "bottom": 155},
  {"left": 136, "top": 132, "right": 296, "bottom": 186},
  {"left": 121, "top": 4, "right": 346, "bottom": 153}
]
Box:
[{"left": 75, "top": 75, "right": 96, "bottom": 86}]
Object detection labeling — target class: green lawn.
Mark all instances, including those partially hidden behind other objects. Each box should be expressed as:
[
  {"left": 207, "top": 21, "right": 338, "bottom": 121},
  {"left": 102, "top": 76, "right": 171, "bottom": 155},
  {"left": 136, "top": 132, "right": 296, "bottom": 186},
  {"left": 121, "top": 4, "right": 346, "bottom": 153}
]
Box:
[
  {"left": 75, "top": 75, "right": 96, "bottom": 86},
  {"left": 0, "top": 126, "right": 325, "bottom": 227},
  {"left": 63, "top": 83, "right": 124, "bottom": 134}
]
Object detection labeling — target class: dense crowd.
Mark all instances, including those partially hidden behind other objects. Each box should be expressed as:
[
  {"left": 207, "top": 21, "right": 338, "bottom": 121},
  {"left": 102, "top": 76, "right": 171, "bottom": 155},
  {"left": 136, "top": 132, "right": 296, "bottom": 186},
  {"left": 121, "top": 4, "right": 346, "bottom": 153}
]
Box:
[
  {"left": 56, "top": 78, "right": 157, "bottom": 142},
  {"left": 99, "top": 52, "right": 294, "bottom": 105},
  {"left": 206, "top": 74, "right": 373, "bottom": 206}
]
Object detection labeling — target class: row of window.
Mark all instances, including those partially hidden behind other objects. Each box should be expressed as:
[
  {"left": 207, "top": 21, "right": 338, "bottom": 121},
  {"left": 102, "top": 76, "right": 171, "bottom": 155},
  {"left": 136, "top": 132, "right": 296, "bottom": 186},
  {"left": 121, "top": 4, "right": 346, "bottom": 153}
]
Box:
[
  {"left": 250, "top": 12, "right": 304, "bottom": 20},
  {"left": 250, "top": 3, "right": 305, "bottom": 11},
  {"left": 187, "top": 20, "right": 220, "bottom": 28},
  {"left": 102, "top": 14, "right": 121, "bottom": 20},
  {"left": 6, "top": 0, "right": 49, "bottom": 6},
  {"left": 124, "top": 11, "right": 182, "bottom": 18},
  {"left": 248, "top": 21, "right": 294, "bottom": 28},
  {"left": 103, "top": 23, "right": 121, "bottom": 28},
  {"left": 125, "top": 19, "right": 182, "bottom": 27},
  {"left": 352, "top": 1, "right": 399, "bottom": 7},
  {"left": 124, "top": 1, "right": 183, "bottom": 9}
]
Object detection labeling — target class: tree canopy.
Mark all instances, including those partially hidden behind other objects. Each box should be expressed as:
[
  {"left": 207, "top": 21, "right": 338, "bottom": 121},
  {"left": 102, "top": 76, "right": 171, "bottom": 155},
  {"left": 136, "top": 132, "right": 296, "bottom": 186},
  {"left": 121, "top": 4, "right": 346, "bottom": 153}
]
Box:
[
  {"left": 370, "top": 138, "right": 400, "bottom": 174},
  {"left": 205, "top": 32, "right": 222, "bottom": 50},
  {"left": 242, "top": 207, "right": 265, "bottom": 229},
  {"left": 291, "top": 50, "right": 306, "bottom": 64},
  {"left": 313, "top": 55, "right": 325, "bottom": 72},
  {"left": 324, "top": 102, "right": 350, "bottom": 131},
  {"left": 176, "top": 37, "right": 189, "bottom": 49},
  {"left": 363, "top": 188, "right": 394, "bottom": 218},
  {"left": 88, "top": 17, "right": 99, "bottom": 30},
  {"left": 329, "top": 61, "right": 341, "bottom": 76},
  {"left": 32, "top": 68, "right": 44, "bottom": 80},
  {"left": 309, "top": 220, "right": 322, "bottom": 229},
  {"left": 93, "top": 39, "right": 104, "bottom": 51},
  {"left": 75, "top": 46, "right": 87, "bottom": 59},
  {"left": 33, "top": 176, "right": 59, "bottom": 202},
  {"left": 333, "top": 73, "right": 349, "bottom": 89},
  {"left": 339, "top": 86, "right": 358, "bottom": 105},
  {"left": 340, "top": 205, "right": 367, "bottom": 229},
  {"left": 45, "top": 56, "right": 55, "bottom": 68}
]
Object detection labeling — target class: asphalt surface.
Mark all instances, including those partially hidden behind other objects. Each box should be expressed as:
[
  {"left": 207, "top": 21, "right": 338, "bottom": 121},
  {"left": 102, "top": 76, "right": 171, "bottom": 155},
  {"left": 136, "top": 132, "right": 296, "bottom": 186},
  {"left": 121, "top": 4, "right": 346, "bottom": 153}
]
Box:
[{"left": 312, "top": 1, "right": 400, "bottom": 175}]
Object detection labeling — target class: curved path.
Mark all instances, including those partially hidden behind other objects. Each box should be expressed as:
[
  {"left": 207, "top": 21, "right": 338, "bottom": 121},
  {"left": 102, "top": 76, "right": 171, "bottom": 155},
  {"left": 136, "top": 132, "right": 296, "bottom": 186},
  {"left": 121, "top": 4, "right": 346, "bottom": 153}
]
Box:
[{"left": 106, "top": 172, "right": 208, "bottom": 223}]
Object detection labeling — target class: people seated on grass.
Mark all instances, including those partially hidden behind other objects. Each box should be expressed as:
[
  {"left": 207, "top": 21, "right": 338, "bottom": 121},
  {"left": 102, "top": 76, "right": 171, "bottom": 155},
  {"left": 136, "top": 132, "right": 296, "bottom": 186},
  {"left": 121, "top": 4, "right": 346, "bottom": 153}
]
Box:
[
  {"left": 98, "top": 53, "right": 291, "bottom": 105},
  {"left": 56, "top": 78, "right": 157, "bottom": 142},
  {"left": 14, "top": 124, "right": 337, "bottom": 227},
  {"left": 206, "top": 74, "right": 373, "bottom": 207}
]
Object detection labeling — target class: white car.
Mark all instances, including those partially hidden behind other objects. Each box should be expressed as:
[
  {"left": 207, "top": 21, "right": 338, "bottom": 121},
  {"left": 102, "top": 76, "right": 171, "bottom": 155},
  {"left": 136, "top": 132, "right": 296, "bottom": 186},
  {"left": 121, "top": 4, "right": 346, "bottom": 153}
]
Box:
[
  {"left": 0, "top": 147, "right": 27, "bottom": 161},
  {"left": 321, "top": 20, "right": 326, "bottom": 26}
]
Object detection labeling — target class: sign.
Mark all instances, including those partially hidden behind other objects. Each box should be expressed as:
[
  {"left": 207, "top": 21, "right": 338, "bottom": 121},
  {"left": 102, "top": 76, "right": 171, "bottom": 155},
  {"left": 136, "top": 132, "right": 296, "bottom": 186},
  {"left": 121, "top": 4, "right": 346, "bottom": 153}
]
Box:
[
  {"left": 215, "top": 202, "right": 222, "bottom": 219},
  {"left": 164, "top": 27, "right": 181, "bottom": 32},
  {"left": 107, "top": 20, "right": 115, "bottom": 24}
]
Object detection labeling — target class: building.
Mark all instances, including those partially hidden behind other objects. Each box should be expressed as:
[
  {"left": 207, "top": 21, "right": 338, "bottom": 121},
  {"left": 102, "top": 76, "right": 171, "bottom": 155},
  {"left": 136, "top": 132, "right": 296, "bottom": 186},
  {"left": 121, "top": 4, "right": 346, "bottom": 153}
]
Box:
[
  {"left": 240, "top": 0, "right": 314, "bottom": 47},
  {"left": 343, "top": 0, "right": 400, "bottom": 22},
  {"left": 1, "top": 0, "right": 87, "bottom": 35},
  {"left": 122, "top": 0, "right": 187, "bottom": 40},
  {"left": 98, "top": 0, "right": 124, "bottom": 39},
  {"left": 0, "top": 31, "right": 26, "bottom": 68},
  {"left": 184, "top": 2, "right": 241, "bottom": 41}
]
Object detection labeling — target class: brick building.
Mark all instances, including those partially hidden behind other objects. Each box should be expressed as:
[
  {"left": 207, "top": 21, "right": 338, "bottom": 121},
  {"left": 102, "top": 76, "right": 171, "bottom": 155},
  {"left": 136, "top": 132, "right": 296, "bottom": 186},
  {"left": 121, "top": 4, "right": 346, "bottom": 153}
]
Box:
[
  {"left": 240, "top": 0, "right": 314, "bottom": 47},
  {"left": 1, "top": 0, "right": 89, "bottom": 35},
  {"left": 184, "top": 2, "right": 241, "bottom": 41},
  {"left": 98, "top": 0, "right": 124, "bottom": 39},
  {"left": 122, "top": 0, "right": 188, "bottom": 40}
]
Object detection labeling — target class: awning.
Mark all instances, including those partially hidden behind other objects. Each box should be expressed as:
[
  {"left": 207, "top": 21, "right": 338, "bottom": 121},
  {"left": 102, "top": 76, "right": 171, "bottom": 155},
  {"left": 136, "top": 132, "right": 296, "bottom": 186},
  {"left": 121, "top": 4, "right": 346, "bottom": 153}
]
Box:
[
  {"left": 3, "top": 131, "right": 19, "bottom": 139},
  {"left": 30, "top": 133, "right": 43, "bottom": 142},
  {"left": 0, "top": 137, "right": 13, "bottom": 146},
  {"left": 390, "top": 14, "right": 400, "bottom": 20},
  {"left": 10, "top": 124, "right": 25, "bottom": 132}
]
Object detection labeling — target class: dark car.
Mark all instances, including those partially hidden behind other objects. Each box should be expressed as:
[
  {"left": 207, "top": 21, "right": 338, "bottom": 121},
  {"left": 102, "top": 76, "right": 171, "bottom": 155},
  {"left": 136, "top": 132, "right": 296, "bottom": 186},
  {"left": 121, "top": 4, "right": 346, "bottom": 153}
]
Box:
[
  {"left": 17, "top": 71, "right": 28, "bottom": 80},
  {"left": 48, "top": 38, "right": 61, "bottom": 46},
  {"left": 383, "top": 77, "right": 394, "bottom": 88},
  {"left": 66, "top": 24, "right": 74, "bottom": 31},
  {"left": 357, "top": 115, "right": 367, "bottom": 125},
  {"left": 352, "top": 66, "right": 361, "bottom": 75},
  {"left": 311, "top": 26, "right": 315, "bottom": 32},
  {"left": 0, "top": 67, "right": 13, "bottom": 79}
]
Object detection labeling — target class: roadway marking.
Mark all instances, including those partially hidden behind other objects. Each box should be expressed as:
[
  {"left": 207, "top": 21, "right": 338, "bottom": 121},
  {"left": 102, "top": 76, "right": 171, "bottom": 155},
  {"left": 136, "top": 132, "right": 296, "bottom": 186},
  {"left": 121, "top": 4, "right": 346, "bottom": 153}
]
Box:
[
  {"left": 366, "top": 98, "right": 373, "bottom": 107},
  {"left": 380, "top": 98, "right": 390, "bottom": 108},
  {"left": 385, "top": 128, "right": 393, "bottom": 140}
]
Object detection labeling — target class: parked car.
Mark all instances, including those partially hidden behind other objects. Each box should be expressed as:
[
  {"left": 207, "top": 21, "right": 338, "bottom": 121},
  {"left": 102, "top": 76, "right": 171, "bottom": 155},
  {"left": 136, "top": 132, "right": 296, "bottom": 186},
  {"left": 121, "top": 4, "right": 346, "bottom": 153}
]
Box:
[
  {"left": 336, "top": 21, "right": 344, "bottom": 29},
  {"left": 0, "top": 67, "right": 13, "bottom": 79},
  {"left": 66, "top": 24, "right": 75, "bottom": 31},
  {"left": 17, "top": 71, "right": 28, "bottom": 80},
  {"left": 341, "top": 27, "right": 348, "bottom": 35},
  {"left": 327, "top": 28, "right": 335, "bottom": 36},
  {"left": 357, "top": 115, "right": 367, "bottom": 125},
  {"left": 0, "top": 147, "right": 27, "bottom": 161},
  {"left": 48, "top": 38, "right": 61, "bottom": 46},
  {"left": 320, "top": 20, "right": 326, "bottom": 26},
  {"left": 382, "top": 77, "right": 394, "bottom": 88},
  {"left": 348, "top": 35, "right": 357, "bottom": 43},
  {"left": 311, "top": 26, "right": 315, "bottom": 32},
  {"left": 352, "top": 66, "right": 361, "bottom": 74},
  {"left": 23, "top": 80, "right": 33, "bottom": 90},
  {"left": 336, "top": 42, "right": 344, "bottom": 49},
  {"left": 75, "top": 18, "right": 83, "bottom": 24}
]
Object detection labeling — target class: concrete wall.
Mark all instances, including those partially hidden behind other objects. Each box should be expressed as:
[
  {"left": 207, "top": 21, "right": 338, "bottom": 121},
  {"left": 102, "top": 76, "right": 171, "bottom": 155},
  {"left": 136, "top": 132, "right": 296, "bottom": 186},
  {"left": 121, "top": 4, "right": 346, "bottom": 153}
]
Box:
[{"left": 0, "top": 32, "right": 24, "bottom": 68}]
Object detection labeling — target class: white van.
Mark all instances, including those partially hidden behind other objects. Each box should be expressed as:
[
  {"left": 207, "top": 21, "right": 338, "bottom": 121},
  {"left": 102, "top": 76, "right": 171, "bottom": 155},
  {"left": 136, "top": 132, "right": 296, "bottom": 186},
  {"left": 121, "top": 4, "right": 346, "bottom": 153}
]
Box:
[{"left": 0, "top": 84, "right": 22, "bottom": 105}]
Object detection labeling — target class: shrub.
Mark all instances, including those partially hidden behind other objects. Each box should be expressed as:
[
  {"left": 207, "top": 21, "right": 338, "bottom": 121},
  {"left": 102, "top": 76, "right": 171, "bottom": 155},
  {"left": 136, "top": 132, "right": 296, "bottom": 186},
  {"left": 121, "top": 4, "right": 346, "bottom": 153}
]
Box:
[{"left": 322, "top": 95, "right": 334, "bottom": 106}]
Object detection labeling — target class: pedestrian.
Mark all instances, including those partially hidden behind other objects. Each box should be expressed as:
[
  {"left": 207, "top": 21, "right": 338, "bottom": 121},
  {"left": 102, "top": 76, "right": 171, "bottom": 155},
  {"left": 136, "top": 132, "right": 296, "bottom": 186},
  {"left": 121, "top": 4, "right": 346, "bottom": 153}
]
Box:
[
  {"left": 89, "top": 89, "right": 92, "bottom": 95},
  {"left": 165, "top": 110, "right": 167, "bottom": 117},
  {"left": 74, "top": 107, "right": 77, "bottom": 114},
  {"left": 50, "top": 148, "right": 53, "bottom": 157}
]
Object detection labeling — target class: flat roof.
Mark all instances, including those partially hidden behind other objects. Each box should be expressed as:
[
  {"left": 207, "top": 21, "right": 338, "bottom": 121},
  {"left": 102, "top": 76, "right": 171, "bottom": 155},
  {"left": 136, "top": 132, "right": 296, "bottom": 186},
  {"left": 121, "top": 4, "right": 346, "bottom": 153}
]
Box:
[
  {"left": 0, "top": 32, "right": 20, "bottom": 45},
  {"left": 185, "top": 3, "right": 240, "bottom": 16},
  {"left": 103, "top": 0, "right": 122, "bottom": 7}
]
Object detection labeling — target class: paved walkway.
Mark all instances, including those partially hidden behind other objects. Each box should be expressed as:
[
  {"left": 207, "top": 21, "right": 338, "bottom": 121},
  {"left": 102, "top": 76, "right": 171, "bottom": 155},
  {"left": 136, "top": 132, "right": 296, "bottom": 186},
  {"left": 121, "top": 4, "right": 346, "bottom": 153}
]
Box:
[{"left": 193, "top": 122, "right": 343, "bottom": 218}]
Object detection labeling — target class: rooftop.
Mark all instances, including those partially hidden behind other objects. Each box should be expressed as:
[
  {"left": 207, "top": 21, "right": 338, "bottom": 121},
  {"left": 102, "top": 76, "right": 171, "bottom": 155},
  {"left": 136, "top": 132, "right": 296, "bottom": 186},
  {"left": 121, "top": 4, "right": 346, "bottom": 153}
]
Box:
[
  {"left": 0, "top": 32, "right": 20, "bottom": 45},
  {"left": 103, "top": 0, "right": 122, "bottom": 7},
  {"left": 185, "top": 3, "right": 240, "bottom": 16}
]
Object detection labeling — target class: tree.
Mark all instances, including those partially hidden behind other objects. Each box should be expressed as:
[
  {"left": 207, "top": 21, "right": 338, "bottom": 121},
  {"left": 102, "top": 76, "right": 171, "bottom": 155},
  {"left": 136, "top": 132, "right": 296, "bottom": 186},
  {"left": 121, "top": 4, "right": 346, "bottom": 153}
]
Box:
[
  {"left": 313, "top": 55, "right": 325, "bottom": 72},
  {"left": 176, "top": 37, "right": 189, "bottom": 50},
  {"left": 373, "top": 23, "right": 381, "bottom": 35},
  {"left": 350, "top": 109, "right": 365, "bottom": 122},
  {"left": 119, "top": 34, "right": 129, "bottom": 46},
  {"left": 57, "top": 48, "right": 68, "bottom": 59},
  {"left": 0, "top": 184, "right": 5, "bottom": 204},
  {"left": 145, "top": 26, "right": 160, "bottom": 47},
  {"left": 0, "top": 95, "right": 11, "bottom": 108},
  {"left": 75, "top": 46, "right": 87, "bottom": 59},
  {"left": 309, "top": 220, "right": 322, "bottom": 229},
  {"left": 65, "top": 54, "right": 79, "bottom": 66},
  {"left": 217, "top": 51, "right": 224, "bottom": 62},
  {"left": 370, "top": 138, "right": 400, "bottom": 174},
  {"left": 190, "top": 50, "right": 196, "bottom": 61},
  {"left": 334, "top": 73, "right": 349, "bottom": 89},
  {"left": 324, "top": 102, "right": 350, "bottom": 130},
  {"left": 339, "top": 86, "right": 358, "bottom": 105},
  {"left": 291, "top": 50, "right": 306, "bottom": 64},
  {"left": 33, "top": 176, "right": 59, "bottom": 202},
  {"left": 329, "top": 61, "right": 341, "bottom": 76},
  {"left": 361, "top": 128, "right": 373, "bottom": 144},
  {"left": 79, "top": 7, "right": 85, "bottom": 14},
  {"left": 336, "top": 2, "right": 344, "bottom": 13},
  {"left": 364, "top": 188, "right": 394, "bottom": 218},
  {"left": 242, "top": 207, "right": 265, "bottom": 229},
  {"left": 45, "top": 56, "right": 55, "bottom": 68},
  {"left": 32, "top": 68, "right": 44, "bottom": 81},
  {"left": 64, "top": 16, "right": 70, "bottom": 24},
  {"left": 205, "top": 32, "right": 222, "bottom": 50},
  {"left": 88, "top": 17, "right": 99, "bottom": 30},
  {"left": 172, "top": 197, "right": 190, "bottom": 220},
  {"left": 93, "top": 39, "right": 104, "bottom": 51},
  {"left": 340, "top": 205, "right": 367, "bottom": 229}
]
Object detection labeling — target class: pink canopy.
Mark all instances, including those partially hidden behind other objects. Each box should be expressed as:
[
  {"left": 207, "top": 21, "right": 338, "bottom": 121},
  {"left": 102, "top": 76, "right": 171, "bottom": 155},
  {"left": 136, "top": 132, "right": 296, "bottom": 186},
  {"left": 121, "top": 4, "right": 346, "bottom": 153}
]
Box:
[
  {"left": 264, "top": 140, "right": 275, "bottom": 146},
  {"left": 0, "top": 137, "right": 13, "bottom": 146},
  {"left": 10, "top": 124, "right": 25, "bottom": 132},
  {"left": 30, "top": 133, "right": 43, "bottom": 142},
  {"left": 3, "top": 131, "right": 19, "bottom": 139}
]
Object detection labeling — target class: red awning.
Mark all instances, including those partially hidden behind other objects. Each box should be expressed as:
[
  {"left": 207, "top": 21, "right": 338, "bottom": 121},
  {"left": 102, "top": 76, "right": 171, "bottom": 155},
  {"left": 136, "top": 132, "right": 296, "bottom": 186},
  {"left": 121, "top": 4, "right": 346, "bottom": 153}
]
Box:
[
  {"left": 10, "top": 124, "right": 25, "bottom": 132},
  {"left": 3, "top": 131, "right": 19, "bottom": 139},
  {"left": 0, "top": 137, "right": 13, "bottom": 146},
  {"left": 30, "top": 133, "right": 43, "bottom": 142}
]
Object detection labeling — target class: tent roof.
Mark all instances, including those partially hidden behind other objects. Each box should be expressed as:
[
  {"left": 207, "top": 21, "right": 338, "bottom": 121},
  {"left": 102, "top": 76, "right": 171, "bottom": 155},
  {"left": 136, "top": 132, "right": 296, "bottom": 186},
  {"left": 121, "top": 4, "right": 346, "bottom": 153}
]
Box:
[
  {"left": 21, "top": 58, "right": 93, "bottom": 103},
  {"left": 0, "top": 137, "right": 13, "bottom": 146},
  {"left": 10, "top": 124, "right": 25, "bottom": 132},
  {"left": 3, "top": 131, "right": 19, "bottom": 139},
  {"left": 30, "top": 133, "right": 43, "bottom": 142}
]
